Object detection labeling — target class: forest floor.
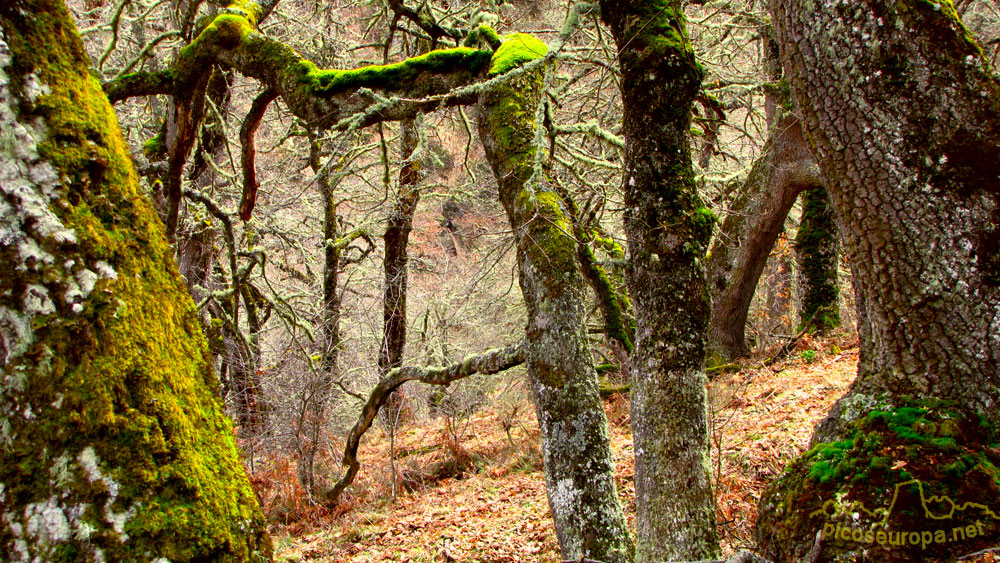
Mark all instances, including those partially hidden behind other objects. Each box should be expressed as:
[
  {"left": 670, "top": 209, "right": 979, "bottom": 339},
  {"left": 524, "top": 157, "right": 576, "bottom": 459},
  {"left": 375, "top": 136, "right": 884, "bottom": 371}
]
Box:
[{"left": 266, "top": 332, "right": 859, "bottom": 562}]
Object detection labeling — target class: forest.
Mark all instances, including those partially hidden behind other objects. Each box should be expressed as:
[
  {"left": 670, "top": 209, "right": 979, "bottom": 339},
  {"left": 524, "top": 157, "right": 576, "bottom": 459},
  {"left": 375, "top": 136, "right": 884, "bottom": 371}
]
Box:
[{"left": 1, "top": 0, "right": 1000, "bottom": 561}]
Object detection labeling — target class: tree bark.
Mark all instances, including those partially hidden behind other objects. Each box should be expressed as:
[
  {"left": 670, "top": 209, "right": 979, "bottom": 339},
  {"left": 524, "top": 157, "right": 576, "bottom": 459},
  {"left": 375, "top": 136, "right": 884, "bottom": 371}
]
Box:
[
  {"left": 706, "top": 28, "right": 823, "bottom": 361},
  {"left": 477, "top": 36, "right": 633, "bottom": 563},
  {"left": 771, "top": 0, "right": 1000, "bottom": 441},
  {"left": 707, "top": 111, "right": 819, "bottom": 360},
  {"left": 758, "top": 1, "right": 1000, "bottom": 559},
  {"left": 379, "top": 119, "right": 420, "bottom": 419},
  {"left": 0, "top": 1, "right": 271, "bottom": 559},
  {"left": 600, "top": 2, "right": 720, "bottom": 560}
]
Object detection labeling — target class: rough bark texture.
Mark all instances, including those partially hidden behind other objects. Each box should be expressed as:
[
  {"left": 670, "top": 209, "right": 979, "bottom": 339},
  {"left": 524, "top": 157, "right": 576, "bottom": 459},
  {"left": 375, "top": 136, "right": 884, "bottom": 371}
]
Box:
[
  {"left": 794, "top": 186, "right": 840, "bottom": 333},
  {"left": 758, "top": 1, "right": 1000, "bottom": 560},
  {"left": 771, "top": 0, "right": 1000, "bottom": 443},
  {"left": 0, "top": 1, "right": 271, "bottom": 559},
  {"left": 600, "top": 2, "right": 719, "bottom": 560},
  {"left": 477, "top": 35, "right": 633, "bottom": 563},
  {"left": 707, "top": 112, "right": 819, "bottom": 360}
]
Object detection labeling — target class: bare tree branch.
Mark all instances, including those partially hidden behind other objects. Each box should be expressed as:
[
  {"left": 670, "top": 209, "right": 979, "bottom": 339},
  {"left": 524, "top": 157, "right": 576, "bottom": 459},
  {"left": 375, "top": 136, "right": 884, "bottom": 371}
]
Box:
[{"left": 325, "top": 341, "right": 526, "bottom": 505}]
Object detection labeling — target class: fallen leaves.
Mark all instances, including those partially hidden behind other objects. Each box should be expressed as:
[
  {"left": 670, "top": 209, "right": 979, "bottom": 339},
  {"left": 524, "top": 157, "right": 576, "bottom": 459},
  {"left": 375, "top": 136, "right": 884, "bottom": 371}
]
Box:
[{"left": 273, "top": 335, "right": 858, "bottom": 561}]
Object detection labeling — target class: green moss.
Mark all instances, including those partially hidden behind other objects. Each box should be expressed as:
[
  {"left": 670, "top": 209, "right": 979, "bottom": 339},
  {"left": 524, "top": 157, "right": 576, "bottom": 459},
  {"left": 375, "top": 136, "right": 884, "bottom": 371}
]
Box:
[
  {"left": 692, "top": 206, "right": 716, "bottom": 239},
  {"left": 758, "top": 397, "right": 1000, "bottom": 561},
  {"left": 464, "top": 23, "right": 503, "bottom": 51},
  {"left": 488, "top": 33, "right": 548, "bottom": 76},
  {"left": 141, "top": 131, "right": 166, "bottom": 160},
  {"left": 0, "top": 0, "right": 270, "bottom": 559},
  {"left": 795, "top": 186, "right": 840, "bottom": 333},
  {"left": 305, "top": 47, "right": 491, "bottom": 96}
]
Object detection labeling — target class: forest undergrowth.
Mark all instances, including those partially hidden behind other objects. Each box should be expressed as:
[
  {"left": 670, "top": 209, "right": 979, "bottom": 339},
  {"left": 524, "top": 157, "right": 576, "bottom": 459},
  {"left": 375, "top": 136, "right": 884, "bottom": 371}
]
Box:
[{"left": 258, "top": 332, "right": 859, "bottom": 562}]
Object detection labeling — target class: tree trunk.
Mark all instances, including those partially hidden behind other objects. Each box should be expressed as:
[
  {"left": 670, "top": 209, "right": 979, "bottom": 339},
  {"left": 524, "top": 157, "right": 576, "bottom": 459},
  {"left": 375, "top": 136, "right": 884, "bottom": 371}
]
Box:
[
  {"left": 0, "top": 1, "right": 271, "bottom": 559},
  {"left": 794, "top": 186, "right": 841, "bottom": 333},
  {"left": 706, "top": 29, "right": 823, "bottom": 361},
  {"left": 379, "top": 119, "right": 420, "bottom": 426},
  {"left": 706, "top": 113, "right": 818, "bottom": 360},
  {"left": 477, "top": 35, "right": 632, "bottom": 563},
  {"left": 379, "top": 120, "right": 420, "bottom": 376},
  {"left": 600, "top": 2, "right": 720, "bottom": 560},
  {"left": 772, "top": 0, "right": 1000, "bottom": 447},
  {"left": 758, "top": 1, "right": 1000, "bottom": 560}
]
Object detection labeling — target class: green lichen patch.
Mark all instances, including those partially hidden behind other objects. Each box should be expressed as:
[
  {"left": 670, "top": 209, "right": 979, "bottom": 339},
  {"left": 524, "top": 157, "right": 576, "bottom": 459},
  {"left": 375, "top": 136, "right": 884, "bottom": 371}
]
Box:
[
  {"left": 488, "top": 33, "right": 548, "bottom": 76},
  {"left": 757, "top": 398, "right": 1000, "bottom": 562}
]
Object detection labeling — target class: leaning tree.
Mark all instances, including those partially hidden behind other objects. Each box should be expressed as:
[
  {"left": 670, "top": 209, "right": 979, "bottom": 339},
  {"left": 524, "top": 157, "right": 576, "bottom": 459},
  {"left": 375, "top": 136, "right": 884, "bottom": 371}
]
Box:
[{"left": 757, "top": 1, "right": 1000, "bottom": 560}]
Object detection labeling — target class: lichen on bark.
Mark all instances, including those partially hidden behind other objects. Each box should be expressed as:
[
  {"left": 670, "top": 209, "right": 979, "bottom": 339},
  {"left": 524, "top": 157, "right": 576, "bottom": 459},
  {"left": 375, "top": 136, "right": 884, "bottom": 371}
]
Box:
[
  {"left": 0, "top": 1, "right": 270, "bottom": 560},
  {"left": 600, "top": 1, "right": 720, "bottom": 559},
  {"left": 759, "top": 0, "right": 1000, "bottom": 559},
  {"left": 106, "top": 1, "right": 493, "bottom": 130},
  {"left": 476, "top": 35, "right": 632, "bottom": 563}
]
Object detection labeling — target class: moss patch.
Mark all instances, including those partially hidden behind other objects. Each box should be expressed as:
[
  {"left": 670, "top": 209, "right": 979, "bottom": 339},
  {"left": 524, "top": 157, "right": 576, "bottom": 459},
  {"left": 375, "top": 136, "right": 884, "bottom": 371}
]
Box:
[
  {"left": 757, "top": 398, "right": 1000, "bottom": 561},
  {"left": 0, "top": 0, "right": 271, "bottom": 559},
  {"left": 488, "top": 33, "right": 548, "bottom": 76}
]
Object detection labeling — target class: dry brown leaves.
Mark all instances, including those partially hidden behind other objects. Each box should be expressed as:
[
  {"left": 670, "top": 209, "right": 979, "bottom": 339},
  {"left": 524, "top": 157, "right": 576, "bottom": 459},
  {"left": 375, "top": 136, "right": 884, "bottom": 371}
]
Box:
[{"left": 274, "top": 334, "right": 858, "bottom": 562}]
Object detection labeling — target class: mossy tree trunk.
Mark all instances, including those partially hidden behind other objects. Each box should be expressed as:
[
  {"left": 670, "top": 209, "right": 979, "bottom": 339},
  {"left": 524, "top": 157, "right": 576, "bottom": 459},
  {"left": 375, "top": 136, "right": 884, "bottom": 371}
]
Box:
[
  {"left": 477, "top": 36, "right": 632, "bottom": 563},
  {"left": 0, "top": 0, "right": 271, "bottom": 560},
  {"left": 600, "top": 2, "right": 720, "bottom": 560},
  {"left": 759, "top": 1, "right": 1000, "bottom": 559},
  {"left": 794, "top": 186, "right": 840, "bottom": 333}
]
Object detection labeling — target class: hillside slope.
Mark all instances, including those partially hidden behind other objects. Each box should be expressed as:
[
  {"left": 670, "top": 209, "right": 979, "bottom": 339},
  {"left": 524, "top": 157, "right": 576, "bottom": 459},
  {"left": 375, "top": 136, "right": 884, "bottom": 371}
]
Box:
[{"left": 272, "top": 336, "right": 858, "bottom": 562}]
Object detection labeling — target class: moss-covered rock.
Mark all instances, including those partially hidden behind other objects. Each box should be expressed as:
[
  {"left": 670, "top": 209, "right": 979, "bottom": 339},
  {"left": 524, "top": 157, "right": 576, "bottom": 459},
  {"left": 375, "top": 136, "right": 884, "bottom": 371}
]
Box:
[{"left": 757, "top": 398, "right": 1000, "bottom": 562}]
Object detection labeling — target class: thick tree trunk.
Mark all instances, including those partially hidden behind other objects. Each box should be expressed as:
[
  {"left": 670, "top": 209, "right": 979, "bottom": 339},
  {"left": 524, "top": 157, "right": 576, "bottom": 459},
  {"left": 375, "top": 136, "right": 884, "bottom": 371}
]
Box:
[
  {"left": 758, "top": 1, "right": 1000, "bottom": 560},
  {"left": 771, "top": 0, "right": 1000, "bottom": 444},
  {"left": 794, "top": 186, "right": 840, "bottom": 333},
  {"left": 0, "top": 1, "right": 271, "bottom": 559},
  {"left": 600, "top": 2, "right": 720, "bottom": 560},
  {"left": 477, "top": 35, "right": 632, "bottom": 563}
]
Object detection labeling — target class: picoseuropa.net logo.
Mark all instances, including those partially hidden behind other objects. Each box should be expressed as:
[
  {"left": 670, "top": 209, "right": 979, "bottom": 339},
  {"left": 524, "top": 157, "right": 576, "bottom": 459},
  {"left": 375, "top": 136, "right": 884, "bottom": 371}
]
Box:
[
  {"left": 821, "top": 520, "right": 986, "bottom": 549},
  {"left": 812, "top": 478, "right": 1000, "bottom": 550}
]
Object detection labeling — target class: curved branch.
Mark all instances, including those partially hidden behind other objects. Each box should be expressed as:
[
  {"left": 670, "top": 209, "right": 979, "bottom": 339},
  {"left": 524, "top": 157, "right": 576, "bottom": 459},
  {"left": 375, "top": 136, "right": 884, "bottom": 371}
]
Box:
[
  {"left": 325, "top": 341, "right": 526, "bottom": 505},
  {"left": 104, "top": 69, "right": 176, "bottom": 103},
  {"left": 238, "top": 88, "right": 278, "bottom": 221},
  {"left": 156, "top": 2, "right": 491, "bottom": 129}
]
